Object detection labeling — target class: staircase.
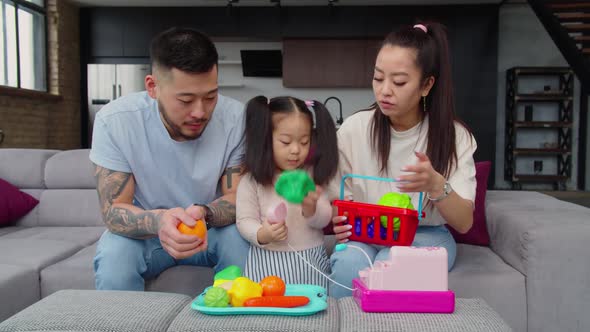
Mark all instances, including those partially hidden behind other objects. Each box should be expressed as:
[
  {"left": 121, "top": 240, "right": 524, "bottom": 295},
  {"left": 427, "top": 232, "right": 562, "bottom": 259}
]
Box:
[
  {"left": 552, "top": 3, "right": 590, "bottom": 60},
  {"left": 527, "top": 0, "right": 590, "bottom": 189},
  {"left": 527, "top": 1, "right": 590, "bottom": 84}
]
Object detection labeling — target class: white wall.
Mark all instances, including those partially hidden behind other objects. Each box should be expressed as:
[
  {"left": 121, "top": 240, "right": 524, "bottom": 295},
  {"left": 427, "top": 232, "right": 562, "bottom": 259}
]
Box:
[
  {"left": 495, "top": 3, "right": 582, "bottom": 190},
  {"left": 215, "top": 41, "right": 374, "bottom": 125}
]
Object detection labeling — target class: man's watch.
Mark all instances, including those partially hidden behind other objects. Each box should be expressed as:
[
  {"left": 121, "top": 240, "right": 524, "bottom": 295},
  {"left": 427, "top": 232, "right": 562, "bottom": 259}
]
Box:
[
  {"left": 426, "top": 181, "right": 453, "bottom": 202},
  {"left": 194, "top": 204, "right": 213, "bottom": 229}
]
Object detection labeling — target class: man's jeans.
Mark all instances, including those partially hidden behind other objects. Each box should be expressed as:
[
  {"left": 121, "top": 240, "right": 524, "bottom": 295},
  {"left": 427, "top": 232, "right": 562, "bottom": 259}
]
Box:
[{"left": 94, "top": 224, "right": 249, "bottom": 290}]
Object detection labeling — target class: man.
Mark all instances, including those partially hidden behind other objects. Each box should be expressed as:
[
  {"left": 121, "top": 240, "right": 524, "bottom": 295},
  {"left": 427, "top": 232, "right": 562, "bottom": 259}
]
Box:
[{"left": 90, "top": 27, "right": 249, "bottom": 290}]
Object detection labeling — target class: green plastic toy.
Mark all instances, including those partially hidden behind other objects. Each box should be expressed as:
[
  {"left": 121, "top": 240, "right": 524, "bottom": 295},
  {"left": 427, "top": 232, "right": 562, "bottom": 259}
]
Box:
[
  {"left": 214, "top": 265, "right": 242, "bottom": 281},
  {"left": 203, "top": 287, "right": 230, "bottom": 307},
  {"left": 275, "top": 170, "right": 316, "bottom": 204},
  {"left": 378, "top": 192, "right": 414, "bottom": 231}
]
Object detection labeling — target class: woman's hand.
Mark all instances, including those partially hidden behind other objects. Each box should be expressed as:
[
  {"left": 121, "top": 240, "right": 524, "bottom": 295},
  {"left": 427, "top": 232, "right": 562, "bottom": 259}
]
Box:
[
  {"left": 396, "top": 151, "right": 446, "bottom": 197},
  {"left": 331, "top": 214, "right": 352, "bottom": 243}
]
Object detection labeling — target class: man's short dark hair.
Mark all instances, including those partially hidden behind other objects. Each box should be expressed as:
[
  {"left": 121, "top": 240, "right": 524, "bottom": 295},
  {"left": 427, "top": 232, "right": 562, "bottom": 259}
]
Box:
[{"left": 150, "top": 27, "right": 218, "bottom": 74}]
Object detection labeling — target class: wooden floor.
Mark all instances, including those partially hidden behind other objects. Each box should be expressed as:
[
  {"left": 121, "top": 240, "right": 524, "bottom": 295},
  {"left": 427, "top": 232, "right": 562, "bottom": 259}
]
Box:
[{"left": 539, "top": 191, "right": 590, "bottom": 208}]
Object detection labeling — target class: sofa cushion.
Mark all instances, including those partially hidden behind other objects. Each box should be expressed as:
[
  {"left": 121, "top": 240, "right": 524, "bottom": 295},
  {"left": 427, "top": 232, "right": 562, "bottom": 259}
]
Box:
[
  {"left": 0, "top": 227, "right": 24, "bottom": 237},
  {"left": 338, "top": 297, "right": 511, "bottom": 332},
  {"left": 449, "top": 244, "right": 526, "bottom": 332},
  {"left": 2, "top": 227, "right": 105, "bottom": 247},
  {"left": 0, "top": 149, "right": 59, "bottom": 189},
  {"left": 0, "top": 178, "right": 39, "bottom": 226},
  {"left": 447, "top": 161, "right": 491, "bottom": 246},
  {"left": 45, "top": 149, "right": 96, "bottom": 189},
  {"left": 0, "top": 290, "right": 191, "bottom": 332},
  {"left": 146, "top": 265, "right": 215, "bottom": 298},
  {"left": 485, "top": 190, "right": 586, "bottom": 274},
  {"left": 0, "top": 239, "right": 82, "bottom": 271},
  {"left": 41, "top": 243, "right": 214, "bottom": 298},
  {"left": 35, "top": 189, "right": 102, "bottom": 227},
  {"left": 41, "top": 244, "right": 97, "bottom": 298},
  {"left": 13, "top": 189, "right": 43, "bottom": 227},
  {"left": 0, "top": 264, "right": 39, "bottom": 322}
]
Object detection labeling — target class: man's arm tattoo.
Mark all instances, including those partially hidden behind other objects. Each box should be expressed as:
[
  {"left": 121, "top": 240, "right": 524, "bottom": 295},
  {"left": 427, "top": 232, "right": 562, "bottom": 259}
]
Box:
[
  {"left": 94, "top": 165, "right": 161, "bottom": 238},
  {"left": 105, "top": 207, "right": 163, "bottom": 238},
  {"left": 94, "top": 166, "right": 131, "bottom": 217},
  {"left": 223, "top": 166, "right": 242, "bottom": 189},
  {"left": 207, "top": 199, "right": 236, "bottom": 228}
]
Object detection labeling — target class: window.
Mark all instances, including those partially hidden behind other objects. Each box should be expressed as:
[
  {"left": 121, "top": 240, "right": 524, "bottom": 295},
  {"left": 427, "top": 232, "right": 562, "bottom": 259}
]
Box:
[{"left": 0, "top": 0, "right": 46, "bottom": 91}]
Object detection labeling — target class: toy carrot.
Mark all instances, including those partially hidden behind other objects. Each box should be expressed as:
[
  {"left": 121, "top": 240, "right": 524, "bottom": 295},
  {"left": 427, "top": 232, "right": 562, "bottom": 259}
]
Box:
[{"left": 243, "top": 296, "right": 310, "bottom": 308}]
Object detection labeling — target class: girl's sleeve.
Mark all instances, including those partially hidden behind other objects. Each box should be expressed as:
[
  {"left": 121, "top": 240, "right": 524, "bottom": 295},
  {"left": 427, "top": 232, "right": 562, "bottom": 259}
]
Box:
[
  {"left": 305, "top": 193, "right": 333, "bottom": 229},
  {"left": 236, "top": 174, "right": 267, "bottom": 248}
]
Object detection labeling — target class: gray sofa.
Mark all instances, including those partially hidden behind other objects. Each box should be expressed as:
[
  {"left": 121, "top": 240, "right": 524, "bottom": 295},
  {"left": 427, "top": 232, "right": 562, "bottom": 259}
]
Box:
[{"left": 0, "top": 148, "right": 589, "bottom": 332}]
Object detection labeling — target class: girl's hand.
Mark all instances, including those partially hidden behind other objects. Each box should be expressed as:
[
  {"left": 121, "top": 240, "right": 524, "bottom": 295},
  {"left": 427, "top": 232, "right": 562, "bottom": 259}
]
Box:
[
  {"left": 257, "top": 218, "right": 288, "bottom": 245},
  {"left": 331, "top": 215, "right": 352, "bottom": 243},
  {"left": 396, "top": 151, "right": 446, "bottom": 195},
  {"left": 301, "top": 186, "right": 323, "bottom": 218}
]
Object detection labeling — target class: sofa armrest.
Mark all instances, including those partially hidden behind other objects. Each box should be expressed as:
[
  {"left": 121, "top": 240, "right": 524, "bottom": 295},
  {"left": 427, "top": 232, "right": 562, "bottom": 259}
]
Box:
[{"left": 485, "top": 190, "right": 590, "bottom": 332}]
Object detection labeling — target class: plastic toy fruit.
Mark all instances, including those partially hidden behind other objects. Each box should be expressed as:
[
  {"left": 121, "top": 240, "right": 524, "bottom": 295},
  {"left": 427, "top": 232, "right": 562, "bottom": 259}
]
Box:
[
  {"left": 378, "top": 192, "right": 414, "bottom": 231},
  {"left": 214, "top": 265, "right": 242, "bottom": 281},
  {"left": 216, "top": 281, "right": 233, "bottom": 291},
  {"left": 228, "top": 277, "right": 263, "bottom": 307},
  {"left": 177, "top": 219, "right": 207, "bottom": 239},
  {"left": 203, "top": 287, "right": 230, "bottom": 307},
  {"left": 259, "top": 276, "right": 286, "bottom": 296},
  {"left": 275, "top": 170, "right": 316, "bottom": 204}
]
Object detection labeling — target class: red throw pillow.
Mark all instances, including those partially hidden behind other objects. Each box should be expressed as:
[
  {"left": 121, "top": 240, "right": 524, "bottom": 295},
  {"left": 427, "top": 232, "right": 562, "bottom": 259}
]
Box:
[
  {"left": 0, "top": 178, "right": 39, "bottom": 226},
  {"left": 446, "top": 161, "right": 492, "bottom": 246}
]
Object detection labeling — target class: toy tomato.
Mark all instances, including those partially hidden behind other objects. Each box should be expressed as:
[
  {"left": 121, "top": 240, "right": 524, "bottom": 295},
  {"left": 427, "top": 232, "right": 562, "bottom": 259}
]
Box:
[{"left": 259, "top": 276, "right": 286, "bottom": 296}]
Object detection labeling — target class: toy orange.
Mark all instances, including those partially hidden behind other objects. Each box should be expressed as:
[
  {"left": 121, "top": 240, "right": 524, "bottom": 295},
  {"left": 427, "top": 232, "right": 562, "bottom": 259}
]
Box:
[
  {"left": 259, "top": 276, "right": 286, "bottom": 296},
  {"left": 177, "top": 220, "right": 207, "bottom": 239}
]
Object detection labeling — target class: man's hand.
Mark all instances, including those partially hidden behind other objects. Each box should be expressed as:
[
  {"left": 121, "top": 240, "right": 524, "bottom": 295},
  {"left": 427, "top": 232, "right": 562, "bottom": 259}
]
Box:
[
  {"left": 185, "top": 204, "right": 208, "bottom": 223},
  {"left": 257, "top": 219, "right": 288, "bottom": 245},
  {"left": 158, "top": 207, "right": 207, "bottom": 259}
]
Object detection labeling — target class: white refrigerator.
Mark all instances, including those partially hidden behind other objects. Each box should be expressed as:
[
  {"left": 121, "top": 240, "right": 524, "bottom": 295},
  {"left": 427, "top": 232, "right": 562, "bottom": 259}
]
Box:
[{"left": 87, "top": 64, "right": 151, "bottom": 142}]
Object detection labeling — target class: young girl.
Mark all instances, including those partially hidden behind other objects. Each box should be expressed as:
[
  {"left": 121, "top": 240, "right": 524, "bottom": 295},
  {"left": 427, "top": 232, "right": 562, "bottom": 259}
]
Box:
[
  {"left": 328, "top": 22, "right": 477, "bottom": 298},
  {"left": 236, "top": 96, "right": 339, "bottom": 288}
]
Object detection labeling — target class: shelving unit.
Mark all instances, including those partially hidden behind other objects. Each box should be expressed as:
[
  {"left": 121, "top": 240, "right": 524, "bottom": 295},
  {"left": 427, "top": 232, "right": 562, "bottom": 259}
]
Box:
[{"left": 504, "top": 66, "right": 574, "bottom": 190}]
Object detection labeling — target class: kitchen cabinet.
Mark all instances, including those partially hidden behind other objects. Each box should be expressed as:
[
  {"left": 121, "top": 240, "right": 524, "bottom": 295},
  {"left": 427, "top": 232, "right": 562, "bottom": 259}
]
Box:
[{"left": 283, "top": 39, "right": 380, "bottom": 88}]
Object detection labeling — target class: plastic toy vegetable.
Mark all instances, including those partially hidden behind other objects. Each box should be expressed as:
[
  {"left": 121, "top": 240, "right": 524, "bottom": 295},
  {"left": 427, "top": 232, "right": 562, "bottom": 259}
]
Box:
[
  {"left": 213, "top": 265, "right": 242, "bottom": 288},
  {"left": 378, "top": 192, "right": 414, "bottom": 230},
  {"left": 203, "top": 287, "right": 230, "bottom": 307},
  {"left": 228, "top": 277, "right": 263, "bottom": 307},
  {"left": 275, "top": 170, "right": 316, "bottom": 204},
  {"left": 243, "top": 296, "right": 310, "bottom": 308}
]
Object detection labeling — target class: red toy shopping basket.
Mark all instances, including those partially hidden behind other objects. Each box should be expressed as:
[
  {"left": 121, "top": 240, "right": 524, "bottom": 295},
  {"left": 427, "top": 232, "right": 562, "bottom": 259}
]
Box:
[{"left": 333, "top": 174, "right": 425, "bottom": 246}]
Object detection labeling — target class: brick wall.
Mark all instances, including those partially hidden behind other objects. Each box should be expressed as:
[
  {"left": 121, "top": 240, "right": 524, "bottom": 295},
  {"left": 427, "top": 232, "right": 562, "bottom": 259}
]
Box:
[{"left": 0, "top": 0, "right": 81, "bottom": 149}]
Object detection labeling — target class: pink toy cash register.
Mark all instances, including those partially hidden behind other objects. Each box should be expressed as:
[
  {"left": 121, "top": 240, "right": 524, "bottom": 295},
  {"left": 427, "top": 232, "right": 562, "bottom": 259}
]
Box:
[{"left": 346, "top": 245, "right": 455, "bottom": 313}]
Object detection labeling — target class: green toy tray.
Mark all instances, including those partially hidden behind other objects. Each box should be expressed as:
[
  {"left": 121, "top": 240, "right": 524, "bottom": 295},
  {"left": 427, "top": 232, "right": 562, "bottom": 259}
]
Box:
[{"left": 191, "top": 284, "right": 328, "bottom": 316}]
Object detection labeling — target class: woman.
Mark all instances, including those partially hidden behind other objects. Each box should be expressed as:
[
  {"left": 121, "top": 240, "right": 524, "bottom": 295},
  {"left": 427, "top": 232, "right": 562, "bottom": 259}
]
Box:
[{"left": 328, "top": 22, "right": 477, "bottom": 298}]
